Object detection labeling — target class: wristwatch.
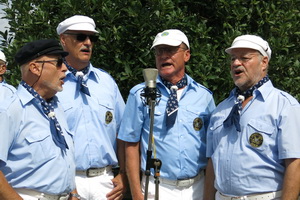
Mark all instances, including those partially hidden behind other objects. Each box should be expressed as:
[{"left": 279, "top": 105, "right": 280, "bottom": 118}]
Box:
[{"left": 69, "top": 193, "right": 81, "bottom": 199}]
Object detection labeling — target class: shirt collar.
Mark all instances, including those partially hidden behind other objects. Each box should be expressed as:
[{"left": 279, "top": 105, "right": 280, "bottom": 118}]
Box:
[
  {"left": 157, "top": 74, "right": 198, "bottom": 90},
  {"left": 17, "top": 83, "right": 60, "bottom": 108},
  {"left": 66, "top": 62, "right": 98, "bottom": 83},
  {"left": 229, "top": 80, "right": 273, "bottom": 102}
]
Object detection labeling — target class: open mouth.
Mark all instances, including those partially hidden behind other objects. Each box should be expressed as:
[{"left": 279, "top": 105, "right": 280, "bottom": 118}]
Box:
[
  {"left": 161, "top": 62, "right": 172, "bottom": 67},
  {"left": 81, "top": 48, "right": 90, "bottom": 53},
  {"left": 234, "top": 69, "right": 243, "bottom": 75}
]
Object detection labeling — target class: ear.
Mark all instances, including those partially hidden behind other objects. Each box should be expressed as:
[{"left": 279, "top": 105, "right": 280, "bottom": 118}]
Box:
[
  {"left": 0, "top": 64, "right": 6, "bottom": 75},
  {"left": 261, "top": 56, "right": 269, "bottom": 71},
  {"left": 184, "top": 49, "right": 191, "bottom": 63},
  {"left": 29, "top": 61, "right": 42, "bottom": 76},
  {"left": 60, "top": 34, "right": 66, "bottom": 47}
]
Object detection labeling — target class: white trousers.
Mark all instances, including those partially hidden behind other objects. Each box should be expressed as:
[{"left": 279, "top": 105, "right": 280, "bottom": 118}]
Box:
[
  {"left": 75, "top": 170, "right": 114, "bottom": 200},
  {"left": 141, "top": 175, "right": 205, "bottom": 200}
]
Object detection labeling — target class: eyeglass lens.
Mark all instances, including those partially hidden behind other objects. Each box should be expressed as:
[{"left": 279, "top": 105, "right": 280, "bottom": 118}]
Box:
[
  {"left": 76, "top": 34, "right": 98, "bottom": 42},
  {"left": 65, "top": 33, "right": 98, "bottom": 42},
  {"left": 56, "top": 58, "right": 63, "bottom": 67},
  {"left": 35, "top": 58, "right": 64, "bottom": 67},
  {"left": 154, "top": 47, "right": 183, "bottom": 56}
]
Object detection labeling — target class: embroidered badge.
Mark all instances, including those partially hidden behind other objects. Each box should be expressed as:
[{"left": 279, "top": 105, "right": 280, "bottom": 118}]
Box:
[
  {"left": 105, "top": 111, "right": 113, "bottom": 124},
  {"left": 193, "top": 117, "right": 203, "bottom": 131},
  {"left": 161, "top": 32, "right": 169, "bottom": 37},
  {"left": 249, "top": 133, "right": 263, "bottom": 147}
]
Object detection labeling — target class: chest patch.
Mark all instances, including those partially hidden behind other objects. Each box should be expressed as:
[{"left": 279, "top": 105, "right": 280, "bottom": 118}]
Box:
[
  {"left": 105, "top": 111, "right": 113, "bottom": 124},
  {"left": 249, "top": 132, "right": 263, "bottom": 147},
  {"left": 193, "top": 117, "right": 203, "bottom": 131}
]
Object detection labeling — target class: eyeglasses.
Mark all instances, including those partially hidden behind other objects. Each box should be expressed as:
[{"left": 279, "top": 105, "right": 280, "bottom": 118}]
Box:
[
  {"left": 35, "top": 58, "right": 64, "bottom": 67},
  {"left": 230, "top": 53, "right": 262, "bottom": 63},
  {"left": 64, "top": 33, "right": 98, "bottom": 43},
  {"left": 154, "top": 47, "right": 187, "bottom": 56}
]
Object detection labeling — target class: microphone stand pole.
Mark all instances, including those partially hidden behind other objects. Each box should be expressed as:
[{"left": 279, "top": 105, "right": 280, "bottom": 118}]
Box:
[{"left": 142, "top": 69, "right": 162, "bottom": 200}]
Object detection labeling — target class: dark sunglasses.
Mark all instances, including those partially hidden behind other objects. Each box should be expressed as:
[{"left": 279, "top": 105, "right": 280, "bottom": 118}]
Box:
[
  {"left": 64, "top": 33, "right": 98, "bottom": 42},
  {"left": 35, "top": 57, "right": 64, "bottom": 68}
]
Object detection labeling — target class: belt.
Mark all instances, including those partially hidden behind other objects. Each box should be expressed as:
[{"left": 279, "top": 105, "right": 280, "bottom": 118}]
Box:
[
  {"left": 158, "top": 170, "right": 204, "bottom": 187},
  {"left": 76, "top": 165, "right": 112, "bottom": 177},
  {"left": 15, "top": 188, "right": 69, "bottom": 200},
  {"left": 217, "top": 190, "right": 282, "bottom": 200}
]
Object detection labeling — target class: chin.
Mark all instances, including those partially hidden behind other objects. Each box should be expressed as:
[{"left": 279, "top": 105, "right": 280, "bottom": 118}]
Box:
[
  {"left": 57, "top": 87, "right": 63, "bottom": 92},
  {"left": 159, "top": 68, "right": 174, "bottom": 76}
]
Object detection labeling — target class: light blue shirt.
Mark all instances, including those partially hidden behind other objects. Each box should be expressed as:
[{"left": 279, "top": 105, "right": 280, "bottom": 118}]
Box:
[
  {"left": 0, "top": 84, "right": 76, "bottom": 195},
  {"left": 118, "top": 74, "right": 215, "bottom": 180},
  {"left": 207, "top": 80, "right": 300, "bottom": 196},
  {"left": 0, "top": 81, "right": 16, "bottom": 101},
  {"left": 56, "top": 63, "right": 125, "bottom": 170}
]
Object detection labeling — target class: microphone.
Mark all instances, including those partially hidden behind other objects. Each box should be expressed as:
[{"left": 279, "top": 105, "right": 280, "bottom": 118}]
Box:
[
  {"left": 140, "top": 68, "right": 161, "bottom": 105},
  {"left": 143, "top": 68, "right": 158, "bottom": 89}
]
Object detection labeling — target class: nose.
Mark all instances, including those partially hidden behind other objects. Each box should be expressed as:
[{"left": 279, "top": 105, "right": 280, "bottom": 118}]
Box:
[
  {"left": 83, "top": 37, "right": 92, "bottom": 45},
  {"left": 231, "top": 58, "right": 242, "bottom": 67},
  {"left": 157, "top": 51, "right": 171, "bottom": 59},
  {"left": 61, "top": 62, "right": 68, "bottom": 72}
]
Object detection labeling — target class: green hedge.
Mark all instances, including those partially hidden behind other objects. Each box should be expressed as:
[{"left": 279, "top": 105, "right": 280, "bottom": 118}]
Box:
[{"left": 0, "top": 0, "right": 299, "bottom": 103}]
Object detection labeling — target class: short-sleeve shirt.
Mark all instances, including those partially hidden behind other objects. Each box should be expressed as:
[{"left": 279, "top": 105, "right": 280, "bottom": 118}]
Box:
[
  {"left": 56, "top": 63, "right": 125, "bottom": 170},
  {"left": 0, "top": 84, "right": 76, "bottom": 195},
  {"left": 118, "top": 74, "right": 216, "bottom": 180},
  {"left": 206, "top": 80, "right": 300, "bottom": 196}
]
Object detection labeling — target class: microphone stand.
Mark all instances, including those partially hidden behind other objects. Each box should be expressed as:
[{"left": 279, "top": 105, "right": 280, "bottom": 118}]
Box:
[{"left": 140, "top": 69, "right": 162, "bottom": 200}]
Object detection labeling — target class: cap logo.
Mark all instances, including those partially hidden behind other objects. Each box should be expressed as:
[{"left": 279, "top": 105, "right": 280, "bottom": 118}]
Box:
[{"left": 161, "top": 32, "right": 169, "bottom": 37}]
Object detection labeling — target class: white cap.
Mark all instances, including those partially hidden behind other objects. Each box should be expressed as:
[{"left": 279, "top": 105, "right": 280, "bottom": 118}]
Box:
[
  {"left": 56, "top": 15, "right": 99, "bottom": 35},
  {"left": 151, "top": 29, "right": 189, "bottom": 49},
  {"left": 225, "top": 35, "right": 271, "bottom": 60},
  {"left": 0, "top": 50, "right": 6, "bottom": 63}
]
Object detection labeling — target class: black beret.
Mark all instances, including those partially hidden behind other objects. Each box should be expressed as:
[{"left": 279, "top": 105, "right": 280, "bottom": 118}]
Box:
[{"left": 15, "top": 39, "right": 69, "bottom": 65}]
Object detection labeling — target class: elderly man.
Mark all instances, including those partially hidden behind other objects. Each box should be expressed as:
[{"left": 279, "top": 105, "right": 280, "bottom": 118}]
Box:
[
  {"left": 204, "top": 35, "right": 300, "bottom": 200},
  {"left": 0, "top": 39, "right": 79, "bottom": 199},
  {"left": 0, "top": 50, "right": 16, "bottom": 101},
  {"left": 56, "top": 15, "right": 126, "bottom": 200},
  {"left": 118, "top": 29, "right": 216, "bottom": 200}
]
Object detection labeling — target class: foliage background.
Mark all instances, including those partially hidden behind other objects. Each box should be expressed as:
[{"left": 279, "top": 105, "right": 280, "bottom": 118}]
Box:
[{"left": 0, "top": 0, "right": 299, "bottom": 104}]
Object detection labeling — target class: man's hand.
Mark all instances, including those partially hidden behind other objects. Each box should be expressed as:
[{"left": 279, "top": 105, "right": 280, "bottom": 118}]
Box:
[{"left": 106, "top": 173, "right": 127, "bottom": 200}]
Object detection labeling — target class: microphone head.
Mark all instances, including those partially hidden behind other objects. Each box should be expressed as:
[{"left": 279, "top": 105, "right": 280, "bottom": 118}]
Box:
[{"left": 143, "top": 68, "right": 158, "bottom": 88}]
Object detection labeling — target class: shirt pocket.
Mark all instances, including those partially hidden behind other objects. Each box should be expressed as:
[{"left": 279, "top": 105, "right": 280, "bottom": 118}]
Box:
[
  {"left": 60, "top": 103, "right": 76, "bottom": 128},
  {"left": 209, "top": 117, "right": 225, "bottom": 148},
  {"left": 25, "top": 131, "right": 56, "bottom": 164},
  {"left": 245, "top": 119, "right": 275, "bottom": 151},
  {"left": 98, "top": 102, "right": 115, "bottom": 127},
  {"left": 185, "top": 106, "right": 207, "bottom": 133},
  {"left": 149, "top": 106, "right": 164, "bottom": 131}
]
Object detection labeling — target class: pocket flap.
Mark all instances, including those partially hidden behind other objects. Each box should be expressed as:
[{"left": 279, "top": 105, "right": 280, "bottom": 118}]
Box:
[
  {"left": 25, "top": 131, "right": 50, "bottom": 143},
  {"left": 248, "top": 119, "right": 274, "bottom": 134}
]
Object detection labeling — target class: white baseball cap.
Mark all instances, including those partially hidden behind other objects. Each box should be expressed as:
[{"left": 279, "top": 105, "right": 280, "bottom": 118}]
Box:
[
  {"left": 56, "top": 15, "right": 99, "bottom": 35},
  {"left": 151, "top": 29, "right": 190, "bottom": 49},
  {"left": 225, "top": 35, "right": 271, "bottom": 60},
  {"left": 0, "top": 50, "right": 6, "bottom": 63}
]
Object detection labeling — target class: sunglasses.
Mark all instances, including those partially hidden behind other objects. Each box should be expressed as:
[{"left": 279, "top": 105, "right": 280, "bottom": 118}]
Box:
[
  {"left": 35, "top": 58, "right": 64, "bottom": 68},
  {"left": 64, "top": 33, "right": 98, "bottom": 43}
]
